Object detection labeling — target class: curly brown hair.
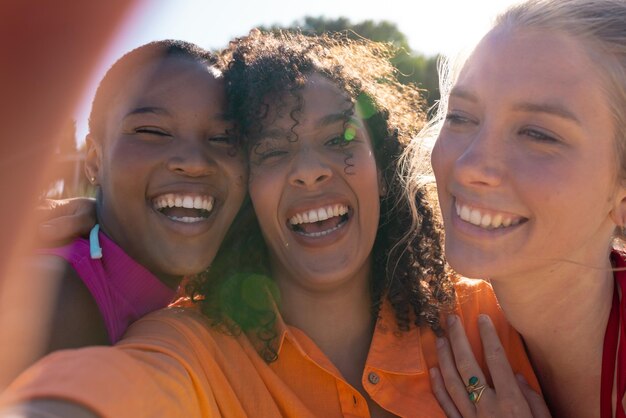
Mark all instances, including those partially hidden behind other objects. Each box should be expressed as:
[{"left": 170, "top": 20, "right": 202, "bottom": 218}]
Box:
[{"left": 189, "top": 30, "right": 455, "bottom": 361}]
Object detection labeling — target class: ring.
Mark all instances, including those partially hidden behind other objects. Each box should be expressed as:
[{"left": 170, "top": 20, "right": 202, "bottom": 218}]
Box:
[{"left": 466, "top": 376, "right": 487, "bottom": 404}]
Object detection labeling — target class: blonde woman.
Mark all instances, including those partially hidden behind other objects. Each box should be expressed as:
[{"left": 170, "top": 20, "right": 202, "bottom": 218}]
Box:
[{"left": 408, "top": 1, "right": 626, "bottom": 416}]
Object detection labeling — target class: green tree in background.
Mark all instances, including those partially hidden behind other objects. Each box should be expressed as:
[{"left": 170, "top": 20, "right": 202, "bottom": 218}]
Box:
[{"left": 261, "top": 16, "right": 440, "bottom": 109}]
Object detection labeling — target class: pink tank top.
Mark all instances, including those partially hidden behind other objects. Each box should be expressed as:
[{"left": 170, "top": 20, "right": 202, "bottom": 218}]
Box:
[{"left": 38, "top": 229, "right": 175, "bottom": 343}]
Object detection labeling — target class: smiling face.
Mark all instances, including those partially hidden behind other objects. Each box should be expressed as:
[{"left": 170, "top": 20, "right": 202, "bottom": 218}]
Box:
[
  {"left": 247, "top": 74, "right": 382, "bottom": 291},
  {"left": 86, "top": 55, "right": 247, "bottom": 287},
  {"left": 431, "top": 28, "right": 626, "bottom": 280}
]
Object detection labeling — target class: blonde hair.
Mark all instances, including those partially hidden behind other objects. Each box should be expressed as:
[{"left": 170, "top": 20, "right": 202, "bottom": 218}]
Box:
[{"left": 497, "top": 0, "right": 626, "bottom": 181}]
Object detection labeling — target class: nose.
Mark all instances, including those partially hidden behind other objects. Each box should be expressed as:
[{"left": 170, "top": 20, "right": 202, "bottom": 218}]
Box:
[
  {"left": 288, "top": 147, "right": 332, "bottom": 188},
  {"left": 452, "top": 126, "right": 504, "bottom": 188},
  {"left": 166, "top": 140, "right": 217, "bottom": 177}
]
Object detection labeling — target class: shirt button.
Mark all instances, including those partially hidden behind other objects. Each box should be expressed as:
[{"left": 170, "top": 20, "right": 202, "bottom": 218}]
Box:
[{"left": 368, "top": 372, "right": 380, "bottom": 385}]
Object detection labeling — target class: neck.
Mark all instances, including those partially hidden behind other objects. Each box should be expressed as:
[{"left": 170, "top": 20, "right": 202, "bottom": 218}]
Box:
[
  {"left": 490, "top": 254, "right": 614, "bottom": 418},
  {"left": 97, "top": 215, "right": 181, "bottom": 290},
  {"left": 276, "top": 261, "right": 375, "bottom": 387}
]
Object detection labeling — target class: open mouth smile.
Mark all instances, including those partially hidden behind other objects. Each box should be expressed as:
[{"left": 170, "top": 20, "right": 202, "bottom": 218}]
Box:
[
  {"left": 152, "top": 193, "right": 215, "bottom": 223},
  {"left": 288, "top": 204, "right": 350, "bottom": 238},
  {"left": 455, "top": 201, "right": 527, "bottom": 230}
]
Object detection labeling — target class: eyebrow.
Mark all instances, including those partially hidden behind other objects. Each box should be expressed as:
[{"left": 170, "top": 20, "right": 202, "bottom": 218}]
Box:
[
  {"left": 124, "top": 106, "right": 230, "bottom": 122},
  {"left": 317, "top": 112, "right": 364, "bottom": 128},
  {"left": 449, "top": 87, "right": 479, "bottom": 103},
  {"left": 450, "top": 87, "right": 581, "bottom": 125},
  {"left": 512, "top": 102, "right": 581, "bottom": 125},
  {"left": 317, "top": 113, "right": 348, "bottom": 126},
  {"left": 123, "top": 107, "right": 170, "bottom": 118}
]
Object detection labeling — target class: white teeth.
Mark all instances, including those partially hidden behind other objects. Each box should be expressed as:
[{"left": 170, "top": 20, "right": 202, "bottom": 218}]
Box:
[
  {"left": 288, "top": 204, "right": 349, "bottom": 226},
  {"left": 153, "top": 194, "right": 215, "bottom": 212},
  {"left": 460, "top": 205, "right": 471, "bottom": 221},
  {"left": 492, "top": 213, "right": 503, "bottom": 228},
  {"left": 296, "top": 223, "right": 344, "bottom": 238},
  {"left": 455, "top": 202, "right": 522, "bottom": 230},
  {"left": 469, "top": 209, "right": 481, "bottom": 226},
  {"left": 168, "top": 216, "right": 204, "bottom": 223}
]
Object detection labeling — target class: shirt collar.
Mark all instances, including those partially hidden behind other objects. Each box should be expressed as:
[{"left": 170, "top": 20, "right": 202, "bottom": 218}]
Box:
[{"left": 251, "top": 291, "right": 429, "bottom": 376}]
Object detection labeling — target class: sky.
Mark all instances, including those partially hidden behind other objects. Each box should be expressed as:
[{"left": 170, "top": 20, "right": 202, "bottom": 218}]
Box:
[{"left": 73, "top": 0, "right": 521, "bottom": 143}]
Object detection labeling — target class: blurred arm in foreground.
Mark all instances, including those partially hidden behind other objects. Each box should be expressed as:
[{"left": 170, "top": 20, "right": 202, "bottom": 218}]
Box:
[{"left": 0, "top": 0, "right": 135, "bottom": 395}]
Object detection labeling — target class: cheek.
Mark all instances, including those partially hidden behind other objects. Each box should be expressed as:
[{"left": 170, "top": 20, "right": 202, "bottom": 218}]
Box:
[
  {"left": 104, "top": 139, "right": 160, "bottom": 178},
  {"left": 431, "top": 135, "right": 454, "bottom": 181},
  {"left": 248, "top": 167, "right": 279, "bottom": 219}
]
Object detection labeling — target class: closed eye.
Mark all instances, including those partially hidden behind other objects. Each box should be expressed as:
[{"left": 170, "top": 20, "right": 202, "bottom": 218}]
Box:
[
  {"left": 134, "top": 127, "right": 170, "bottom": 136},
  {"left": 208, "top": 134, "right": 236, "bottom": 146},
  {"left": 251, "top": 139, "right": 289, "bottom": 162}
]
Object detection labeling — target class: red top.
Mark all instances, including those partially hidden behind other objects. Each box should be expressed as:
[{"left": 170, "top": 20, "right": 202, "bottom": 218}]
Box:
[{"left": 601, "top": 251, "right": 626, "bottom": 418}]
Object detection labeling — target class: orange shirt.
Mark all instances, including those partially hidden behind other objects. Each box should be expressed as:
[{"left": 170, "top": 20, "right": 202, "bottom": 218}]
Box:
[{"left": 0, "top": 278, "right": 538, "bottom": 417}]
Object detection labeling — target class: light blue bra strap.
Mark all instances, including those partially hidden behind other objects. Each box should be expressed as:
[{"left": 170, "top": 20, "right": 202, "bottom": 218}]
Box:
[{"left": 89, "top": 224, "right": 103, "bottom": 259}]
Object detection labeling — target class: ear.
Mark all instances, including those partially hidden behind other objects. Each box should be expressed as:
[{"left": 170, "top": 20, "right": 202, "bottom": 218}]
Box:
[
  {"left": 609, "top": 184, "right": 626, "bottom": 228},
  {"left": 378, "top": 169, "right": 387, "bottom": 198},
  {"left": 83, "top": 133, "right": 102, "bottom": 186}
]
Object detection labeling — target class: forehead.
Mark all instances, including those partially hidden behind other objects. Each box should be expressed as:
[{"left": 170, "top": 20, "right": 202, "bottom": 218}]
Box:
[
  {"left": 451, "top": 27, "right": 618, "bottom": 140},
  {"left": 266, "top": 74, "right": 352, "bottom": 123},
  {"left": 113, "top": 56, "right": 226, "bottom": 114},
  {"left": 457, "top": 28, "right": 605, "bottom": 102}
]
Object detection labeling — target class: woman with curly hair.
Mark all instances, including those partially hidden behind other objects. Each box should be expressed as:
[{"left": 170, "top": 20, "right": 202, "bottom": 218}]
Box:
[{"left": 0, "top": 31, "right": 538, "bottom": 418}]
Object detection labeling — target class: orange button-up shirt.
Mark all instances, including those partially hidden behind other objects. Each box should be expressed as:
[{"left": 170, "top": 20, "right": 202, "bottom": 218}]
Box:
[{"left": 0, "top": 278, "right": 538, "bottom": 417}]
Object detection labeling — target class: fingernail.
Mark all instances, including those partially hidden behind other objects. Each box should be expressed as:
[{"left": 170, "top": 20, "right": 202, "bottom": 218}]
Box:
[
  {"left": 516, "top": 374, "right": 528, "bottom": 385},
  {"left": 446, "top": 315, "right": 456, "bottom": 326},
  {"left": 436, "top": 337, "right": 445, "bottom": 348},
  {"left": 429, "top": 367, "right": 439, "bottom": 378},
  {"left": 478, "top": 314, "right": 489, "bottom": 324}
]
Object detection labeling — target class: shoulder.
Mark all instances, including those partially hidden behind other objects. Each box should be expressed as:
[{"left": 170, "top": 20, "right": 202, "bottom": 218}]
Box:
[
  {"left": 0, "top": 255, "right": 107, "bottom": 388},
  {"left": 452, "top": 277, "right": 499, "bottom": 308},
  {"left": 451, "top": 277, "right": 509, "bottom": 331},
  {"left": 24, "top": 254, "right": 108, "bottom": 348},
  {"left": 120, "top": 307, "right": 245, "bottom": 362},
  {"left": 612, "top": 249, "right": 626, "bottom": 270}
]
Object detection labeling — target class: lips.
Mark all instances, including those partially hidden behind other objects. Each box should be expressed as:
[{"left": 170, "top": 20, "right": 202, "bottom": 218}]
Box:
[
  {"left": 152, "top": 193, "right": 215, "bottom": 223},
  {"left": 454, "top": 200, "right": 527, "bottom": 230},
  {"left": 287, "top": 203, "right": 350, "bottom": 238}
]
